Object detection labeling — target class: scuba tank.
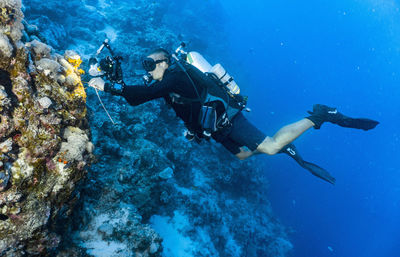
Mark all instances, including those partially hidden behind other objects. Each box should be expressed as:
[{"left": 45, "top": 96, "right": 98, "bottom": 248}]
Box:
[
  {"left": 185, "top": 51, "right": 212, "bottom": 73},
  {"left": 210, "top": 64, "right": 240, "bottom": 95},
  {"left": 186, "top": 51, "right": 240, "bottom": 95},
  {"left": 172, "top": 43, "right": 249, "bottom": 141}
]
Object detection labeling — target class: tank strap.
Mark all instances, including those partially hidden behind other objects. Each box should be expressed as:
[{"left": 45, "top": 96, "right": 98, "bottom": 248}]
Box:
[
  {"left": 219, "top": 70, "right": 228, "bottom": 80},
  {"left": 223, "top": 77, "right": 234, "bottom": 87}
]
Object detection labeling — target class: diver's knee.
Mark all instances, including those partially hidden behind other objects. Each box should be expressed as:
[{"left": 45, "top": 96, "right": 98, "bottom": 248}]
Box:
[
  {"left": 257, "top": 137, "right": 280, "bottom": 155},
  {"left": 235, "top": 154, "right": 248, "bottom": 160},
  {"left": 235, "top": 147, "right": 253, "bottom": 160},
  {"left": 259, "top": 147, "right": 279, "bottom": 155}
]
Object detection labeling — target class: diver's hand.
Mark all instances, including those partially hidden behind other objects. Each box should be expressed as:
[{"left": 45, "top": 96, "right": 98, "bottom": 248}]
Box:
[{"left": 88, "top": 77, "right": 105, "bottom": 91}]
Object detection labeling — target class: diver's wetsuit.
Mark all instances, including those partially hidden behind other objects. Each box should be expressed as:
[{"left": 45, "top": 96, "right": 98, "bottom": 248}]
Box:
[
  {"left": 121, "top": 65, "right": 205, "bottom": 133},
  {"left": 108, "top": 63, "right": 337, "bottom": 185},
  {"left": 111, "top": 63, "right": 267, "bottom": 154}
]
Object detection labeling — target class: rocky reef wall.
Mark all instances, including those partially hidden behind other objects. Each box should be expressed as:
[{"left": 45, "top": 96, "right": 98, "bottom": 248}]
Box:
[{"left": 0, "top": 0, "right": 94, "bottom": 255}]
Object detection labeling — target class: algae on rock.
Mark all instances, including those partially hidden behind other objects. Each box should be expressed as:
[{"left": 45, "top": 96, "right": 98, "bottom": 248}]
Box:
[{"left": 0, "top": 0, "right": 94, "bottom": 255}]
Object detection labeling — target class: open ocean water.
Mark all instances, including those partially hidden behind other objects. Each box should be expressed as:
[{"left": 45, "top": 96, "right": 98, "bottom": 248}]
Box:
[{"left": 220, "top": 0, "right": 400, "bottom": 256}]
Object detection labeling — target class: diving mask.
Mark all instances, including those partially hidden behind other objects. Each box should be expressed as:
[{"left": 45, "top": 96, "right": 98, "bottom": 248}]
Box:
[{"left": 142, "top": 58, "right": 168, "bottom": 72}]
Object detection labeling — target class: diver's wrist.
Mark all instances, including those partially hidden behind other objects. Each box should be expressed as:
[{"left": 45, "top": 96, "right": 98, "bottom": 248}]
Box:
[{"left": 104, "top": 82, "right": 124, "bottom": 95}]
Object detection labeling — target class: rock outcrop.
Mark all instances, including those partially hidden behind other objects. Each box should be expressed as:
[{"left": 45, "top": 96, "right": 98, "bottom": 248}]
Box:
[{"left": 0, "top": 1, "right": 94, "bottom": 255}]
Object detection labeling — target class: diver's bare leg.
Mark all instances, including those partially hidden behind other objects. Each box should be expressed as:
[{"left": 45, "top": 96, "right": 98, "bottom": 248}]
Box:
[
  {"left": 256, "top": 118, "right": 314, "bottom": 155},
  {"left": 235, "top": 147, "right": 255, "bottom": 160},
  {"left": 235, "top": 118, "right": 315, "bottom": 160}
]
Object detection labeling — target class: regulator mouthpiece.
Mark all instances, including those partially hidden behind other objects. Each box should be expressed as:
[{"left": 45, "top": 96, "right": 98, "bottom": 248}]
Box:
[{"left": 142, "top": 74, "right": 153, "bottom": 85}]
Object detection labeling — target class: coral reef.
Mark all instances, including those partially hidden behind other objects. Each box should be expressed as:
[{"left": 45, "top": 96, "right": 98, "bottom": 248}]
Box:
[{"left": 0, "top": 0, "right": 94, "bottom": 255}]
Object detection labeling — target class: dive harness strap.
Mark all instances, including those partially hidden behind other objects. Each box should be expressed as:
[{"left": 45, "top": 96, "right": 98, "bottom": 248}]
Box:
[{"left": 171, "top": 61, "right": 242, "bottom": 135}]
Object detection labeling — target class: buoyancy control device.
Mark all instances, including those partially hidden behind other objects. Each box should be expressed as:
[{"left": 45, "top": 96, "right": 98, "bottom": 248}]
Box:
[{"left": 172, "top": 43, "right": 249, "bottom": 139}]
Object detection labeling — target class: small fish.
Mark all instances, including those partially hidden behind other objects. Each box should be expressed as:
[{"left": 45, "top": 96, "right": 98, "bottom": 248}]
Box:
[
  {"left": 328, "top": 246, "right": 333, "bottom": 252},
  {"left": 63, "top": 162, "right": 73, "bottom": 169}
]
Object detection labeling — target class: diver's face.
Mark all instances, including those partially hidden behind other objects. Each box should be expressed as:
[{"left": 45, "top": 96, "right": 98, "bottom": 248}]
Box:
[{"left": 147, "top": 55, "right": 168, "bottom": 81}]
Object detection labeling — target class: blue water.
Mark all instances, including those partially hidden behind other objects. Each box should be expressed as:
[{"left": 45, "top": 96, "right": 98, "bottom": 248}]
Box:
[{"left": 219, "top": 0, "right": 400, "bottom": 256}]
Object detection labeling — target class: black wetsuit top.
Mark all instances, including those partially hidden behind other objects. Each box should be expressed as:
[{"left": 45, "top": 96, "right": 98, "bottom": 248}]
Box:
[{"left": 117, "top": 64, "right": 208, "bottom": 133}]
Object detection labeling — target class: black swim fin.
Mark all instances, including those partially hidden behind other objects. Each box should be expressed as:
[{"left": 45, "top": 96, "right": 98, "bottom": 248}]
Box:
[
  {"left": 307, "top": 104, "right": 379, "bottom": 130},
  {"left": 302, "top": 161, "right": 336, "bottom": 185},
  {"left": 279, "top": 143, "right": 336, "bottom": 185},
  {"left": 335, "top": 117, "right": 379, "bottom": 131}
]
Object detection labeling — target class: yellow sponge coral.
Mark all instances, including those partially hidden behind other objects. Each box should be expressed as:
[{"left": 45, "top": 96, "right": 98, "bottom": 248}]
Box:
[{"left": 60, "top": 50, "right": 86, "bottom": 101}]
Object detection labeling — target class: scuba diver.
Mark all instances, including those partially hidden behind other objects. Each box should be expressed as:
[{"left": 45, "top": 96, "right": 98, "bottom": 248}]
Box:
[{"left": 88, "top": 42, "right": 379, "bottom": 185}]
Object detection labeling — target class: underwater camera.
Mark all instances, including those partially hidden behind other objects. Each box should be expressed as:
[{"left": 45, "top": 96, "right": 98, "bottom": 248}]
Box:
[
  {"left": 89, "top": 39, "right": 154, "bottom": 86},
  {"left": 88, "top": 39, "right": 125, "bottom": 86}
]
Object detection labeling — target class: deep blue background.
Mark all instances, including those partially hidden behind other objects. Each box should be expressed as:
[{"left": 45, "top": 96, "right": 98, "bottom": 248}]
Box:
[{"left": 219, "top": 0, "right": 400, "bottom": 256}]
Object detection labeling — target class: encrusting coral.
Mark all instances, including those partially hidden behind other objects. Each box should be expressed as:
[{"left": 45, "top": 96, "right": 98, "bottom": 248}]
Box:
[{"left": 0, "top": 0, "right": 94, "bottom": 255}]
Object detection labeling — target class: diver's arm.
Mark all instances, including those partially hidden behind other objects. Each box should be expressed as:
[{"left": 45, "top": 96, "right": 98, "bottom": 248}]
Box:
[
  {"left": 118, "top": 83, "right": 169, "bottom": 106},
  {"left": 104, "top": 75, "right": 176, "bottom": 106},
  {"left": 117, "top": 71, "right": 184, "bottom": 106},
  {"left": 89, "top": 77, "right": 171, "bottom": 106},
  {"left": 104, "top": 82, "right": 124, "bottom": 95}
]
